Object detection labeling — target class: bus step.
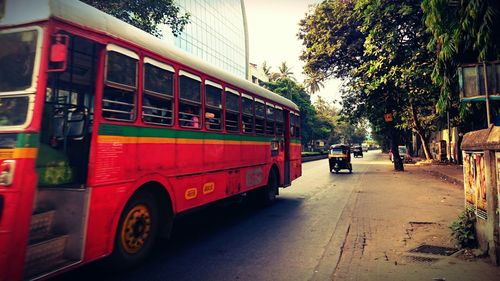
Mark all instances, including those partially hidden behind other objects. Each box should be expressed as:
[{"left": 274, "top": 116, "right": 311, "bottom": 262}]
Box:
[
  {"left": 24, "top": 234, "right": 68, "bottom": 279},
  {"left": 29, "top": 210, "right": 56, "bottom": 242}
]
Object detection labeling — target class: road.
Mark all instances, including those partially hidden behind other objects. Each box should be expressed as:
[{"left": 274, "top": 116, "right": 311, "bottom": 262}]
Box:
[{"left": 57, "top": 152, "right": 386, "bottom": 281}]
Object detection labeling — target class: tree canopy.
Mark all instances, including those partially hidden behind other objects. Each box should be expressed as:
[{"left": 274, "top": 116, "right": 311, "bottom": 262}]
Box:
[
  {"left": 422, "top": 0, "right": 500, "bottom": 117},
  {"left": 82, "top": 0, "right": 190, "bottom": 37},
  {"left": 264, "top": 77, "right": 317, "bottom": 145},
  {"left": 299, "top": 0, "right": 440, "bottom": 161}
]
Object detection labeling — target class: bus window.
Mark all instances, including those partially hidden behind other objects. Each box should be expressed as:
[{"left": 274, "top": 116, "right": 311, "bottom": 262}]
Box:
[
  {"left": 291, "top": 113, "right": 301, "bottom": 138},
  {"left": 179, "top": 71, "right": 201, "bottom": 129},
  {"left": 204, "top": 81, "right": 222, "bottom": 130},
  {"left": 255, "top": 99, "right": 265, "bottom": 135},
  {"left": 103, "top": 49, "right": 137, "bottom": 121},
  {"left": 142, "top": 59, "right": 174, "bottom": 126},
  {"left": 275, "top": 107, "right": 284, "bottom": 136},
  {"left": 266, "top": 104, "right": 275, "bottom": 135},
  {"left": 225, "top": 88, "right": 240, "bottom": 132},
  {"left": 242, "top": 94, "right": 254, "bottom": 134}
]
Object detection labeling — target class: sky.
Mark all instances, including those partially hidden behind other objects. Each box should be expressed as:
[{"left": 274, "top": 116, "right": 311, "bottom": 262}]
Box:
[{"left": 244, "top": 0, "right": 343, "bottom": 104}]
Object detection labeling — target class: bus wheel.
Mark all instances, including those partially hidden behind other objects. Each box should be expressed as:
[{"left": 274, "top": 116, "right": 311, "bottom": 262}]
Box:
[
  {"left": 261, "top": 170, "right": 278, "bottom": 206},
  {"left": 110, "top": 191, "right": 159, "bottom": 267}
]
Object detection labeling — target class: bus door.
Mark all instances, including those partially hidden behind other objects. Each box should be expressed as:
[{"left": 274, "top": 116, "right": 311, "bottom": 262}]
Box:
[
  {"left": 24, "top": 33, "right": 102, "bottom": 279},
  {"left": 283, "top": 110, "right": 291, "bottom": 187}
]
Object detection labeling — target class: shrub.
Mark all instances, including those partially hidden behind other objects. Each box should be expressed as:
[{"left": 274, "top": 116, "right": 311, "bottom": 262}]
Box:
[{"left": 449, "top": 207, "right": 477, "bottom": 249}]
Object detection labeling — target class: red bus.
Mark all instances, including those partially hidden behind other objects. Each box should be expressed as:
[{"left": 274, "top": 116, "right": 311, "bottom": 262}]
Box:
[{"left": 0, "top": 0, "right": 301, "bottom": 279}]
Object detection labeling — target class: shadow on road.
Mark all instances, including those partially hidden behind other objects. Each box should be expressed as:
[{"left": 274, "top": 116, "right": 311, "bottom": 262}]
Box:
[{"left": 55, "top": 196, "right": 304, "bottom": 281}]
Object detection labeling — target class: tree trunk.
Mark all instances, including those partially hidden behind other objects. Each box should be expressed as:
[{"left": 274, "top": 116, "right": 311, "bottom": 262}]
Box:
[
  {"left": 409, "top": 102, "right": 431, "bottom": 160},
  {"left": 415, "top": 129, "right": 431, "bottom": 160},
  {"left": 389, "top": 122, "right": 404, "bottom": 171}
]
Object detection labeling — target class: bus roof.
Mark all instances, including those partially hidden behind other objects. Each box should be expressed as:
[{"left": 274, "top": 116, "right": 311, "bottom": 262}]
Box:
[{"left": 0, "top": 0, "right": 299, "bottom": 111}]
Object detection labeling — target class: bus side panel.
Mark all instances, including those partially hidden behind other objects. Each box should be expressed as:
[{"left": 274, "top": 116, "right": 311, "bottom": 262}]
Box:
[
  {"left": 0, "top": 157, "right": 38, "bottom": 281},
  {"left": 174, "top": 136, "right": 204, "bottom": 173},
  {"left": 84, "top": 172, "right": 175, "bottom": 261},
  {"left": 137, "top": 143, "right": 176, "bottom": 172},
  {"left": 203, "top": 141, "right": 224, "bottom": 170},
  {"left": 168, "top": 172, "right": 227, "bottom": 212},
  {"left": 83, "top": 183, "right": 128, "bottom": 260},
  {"left": 290, "top": 142, "right": 302, "bottom": 180},
  {"left": 222, "top": 134, "right": 242, "bottom": 167}
]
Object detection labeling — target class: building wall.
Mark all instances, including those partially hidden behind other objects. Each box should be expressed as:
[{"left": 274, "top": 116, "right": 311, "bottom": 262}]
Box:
[
  {"left": 173, "top": 0, "right": 248, "bottom": 79},
  {"left": 249, "top": 63, "right": 269, "bottom": 86}
]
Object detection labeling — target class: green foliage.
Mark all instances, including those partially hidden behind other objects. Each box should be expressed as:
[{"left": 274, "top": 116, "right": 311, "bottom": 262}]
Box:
[
  {"left": 298, "top": 0, "right": 438, "bottom": 160},
  {"left": 82, "top": 0, "right": 190, "bottom": 37},
  {"left": 299, "top": 0, "right": 438, "bottom": 160},
  {"left": 298, "top": 0, "right": 364, "bottom": 79},
  {"left": 422, "top": 0, "right": 500, "bottom": 114},
  {"left": 449, "top": 207, "right": 477, "bottom": 249},
  {"left": 264, "top": 77, "right": 317, "bottom": 145}
]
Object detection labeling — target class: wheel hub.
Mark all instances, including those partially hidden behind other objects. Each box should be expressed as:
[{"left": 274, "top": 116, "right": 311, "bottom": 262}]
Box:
[{"left": 120, "top": 204, "right": 151, "bottom": 254}]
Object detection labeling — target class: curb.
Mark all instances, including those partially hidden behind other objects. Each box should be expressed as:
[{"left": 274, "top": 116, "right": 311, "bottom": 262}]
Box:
[
  {"left": 301, "top": 155, "right": 328, "bottom": 163},
  {"left": 422, "top": 168, "right": 464, "bottom": 187}
]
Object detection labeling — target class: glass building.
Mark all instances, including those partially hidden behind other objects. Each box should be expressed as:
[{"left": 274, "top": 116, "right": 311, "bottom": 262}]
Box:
[{"left": 173, "top": 0, "right": 249, "bottom": 79}]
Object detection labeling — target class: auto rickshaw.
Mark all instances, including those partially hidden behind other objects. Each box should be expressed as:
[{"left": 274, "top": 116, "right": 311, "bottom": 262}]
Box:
[
  {"left": 328, "top": 144, "right": 352, "bottom": 173},
  {"left": 352, "top": 145, "right": 363, "bottom": 158}
]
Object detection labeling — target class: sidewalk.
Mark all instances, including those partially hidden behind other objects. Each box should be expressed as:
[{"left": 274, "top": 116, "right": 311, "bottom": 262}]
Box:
[
  {"left": 331, "top": 154, "right": 500, "bottom": 281},
  {"left": 415, "top": 161, "right": 464, "bottom": 188}
]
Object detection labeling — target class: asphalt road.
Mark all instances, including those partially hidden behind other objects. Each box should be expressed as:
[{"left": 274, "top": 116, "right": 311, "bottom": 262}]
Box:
[{"left": 57, "top": 152, "right": 382, "bottom": 281}]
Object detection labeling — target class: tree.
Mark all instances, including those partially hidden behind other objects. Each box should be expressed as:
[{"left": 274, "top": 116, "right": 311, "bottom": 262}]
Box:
[
  {"left": 264, "top": 77, "right": 317, "bottom": 146},
  {"left": 271, "top": 62, "right": 296, "bottom": 81},
  {"left": 304, "top": 74, "right": 325, "bottom": 94},
  {"left": 313, "top": 96, "right": 337, "bottom": 143},
  {"left": 299, "top": 0, "right": 440, "bottom": 169},
  {"left": 82, "top": 0, "right": 190, "bottom": 37},
  {"left": 422, "top": 0, "right": 500, "bottom": 117},
  {"left": 261, "top": 61, "right": 273, "bottom": 81},
  {"left": 298, "top": 0, "right": 365, "bottom": 80}
]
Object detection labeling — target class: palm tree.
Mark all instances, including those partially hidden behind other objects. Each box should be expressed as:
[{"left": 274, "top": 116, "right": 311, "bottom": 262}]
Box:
[
  {"left": 304, "top": 75, "right": 325, "bottom": 94},
  {"left": 271, "top": 62, "right": 296, "bottom": 81},
  {"left": 261, "top": 61, "right": 273, "bottom": 81}
]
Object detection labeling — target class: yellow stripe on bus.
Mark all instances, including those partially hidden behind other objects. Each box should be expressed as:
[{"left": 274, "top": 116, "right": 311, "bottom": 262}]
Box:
[{"left": 0, "top": 148, "right": 38, "bottom": 160}]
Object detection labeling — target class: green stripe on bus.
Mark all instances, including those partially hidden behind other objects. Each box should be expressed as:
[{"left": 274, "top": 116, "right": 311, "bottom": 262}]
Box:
[
  {"left": 16, "top": 133, "right": 39, "bottom": 148},
  {"left": 99, "top": 124, "right": 275, "bottom": 142},
  {"left": 291, "top": 139, "right": 301, "bottom": 144}
]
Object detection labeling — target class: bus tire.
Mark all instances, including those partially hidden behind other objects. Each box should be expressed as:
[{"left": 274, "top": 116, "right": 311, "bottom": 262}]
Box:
[
  {"left": 261, "top": 169, "right": 278, "bottom": 206},
  {"left": 109, "top": 191, "right": 159, "bottom": 268}
]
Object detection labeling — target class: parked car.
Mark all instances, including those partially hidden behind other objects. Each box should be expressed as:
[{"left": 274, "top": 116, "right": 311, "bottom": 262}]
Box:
[{"left": 389, "top": 146, "right": 412, "bottom": 163}]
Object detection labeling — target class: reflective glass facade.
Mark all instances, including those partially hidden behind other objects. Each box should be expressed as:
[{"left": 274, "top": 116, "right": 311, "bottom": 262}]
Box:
[{"left": 174, "top": 0, "right": 248, "bottom": 78}]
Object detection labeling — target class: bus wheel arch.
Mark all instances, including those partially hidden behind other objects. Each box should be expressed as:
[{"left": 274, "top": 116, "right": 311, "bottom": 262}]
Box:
[
  {"left": 109, "top": 181, "right": 173, "bottom": 267},
  {"left": 260, "top": 164, "right": 280, "bottom": 206},
  {"left": 138, "top": 181, "right": 174, "bottom": 239}
]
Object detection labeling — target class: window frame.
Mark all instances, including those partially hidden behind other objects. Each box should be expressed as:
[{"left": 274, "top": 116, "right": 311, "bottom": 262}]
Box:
[
  {"left": 141, "top": 57, "right": 175, "bottom": 126},
  {"left": 265, "top": 103, "right": 276, "bottom": 136},
  {"left": 224, "top": 87, "right": 240, "bottom": 133},
  {"left": 102, "top": 44, "right": 139, "bottom": 122},
  {"left": 254, "top": 98, "right": 266, "bottom": 135},
  {"left": 204, "top": 80, "right": 223, "bottom": 131},
  {"left": 178, "top": 70, "right": 202, "bottom": 129},
  {"left": 275, "top": 105, "right": 284, "bottom": 136},
  {"left": 241, "top": 93, "right": 254, "bottom": 134}
]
